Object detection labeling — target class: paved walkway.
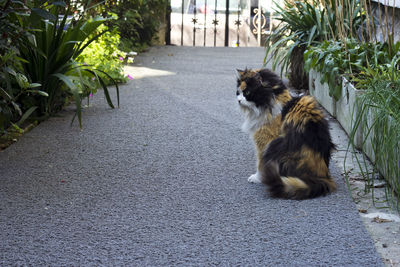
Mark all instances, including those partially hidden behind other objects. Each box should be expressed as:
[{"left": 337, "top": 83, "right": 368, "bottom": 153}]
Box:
[{"left": 0, "top": 46, "right": 383, "bottom": 265}]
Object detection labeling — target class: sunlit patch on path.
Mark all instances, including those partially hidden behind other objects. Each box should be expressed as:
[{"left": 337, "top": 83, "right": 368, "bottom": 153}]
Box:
[{"left": 125, "top": 66, "right": 176, "bottom": 80}]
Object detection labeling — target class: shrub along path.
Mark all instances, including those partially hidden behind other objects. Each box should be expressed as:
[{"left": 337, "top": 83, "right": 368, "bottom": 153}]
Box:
[{"left": 0, "top": 46, "right": 383, "bottom": 265}]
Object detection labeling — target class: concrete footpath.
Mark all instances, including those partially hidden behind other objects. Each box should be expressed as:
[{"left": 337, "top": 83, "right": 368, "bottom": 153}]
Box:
[{"left": 0, "top": 46, "right": 384, "bottom": 265}]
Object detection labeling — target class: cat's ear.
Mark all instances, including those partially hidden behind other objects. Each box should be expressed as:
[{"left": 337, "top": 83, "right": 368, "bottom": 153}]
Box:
[{"left": 236, "top": 69, "right": 244, "bottom": 76}]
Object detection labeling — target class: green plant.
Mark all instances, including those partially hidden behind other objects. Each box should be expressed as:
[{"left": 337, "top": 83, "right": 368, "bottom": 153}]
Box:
[
  {"left": 264, "top": 0, "right": 327, "bottom": 90},
  {"left": 264, "top": 0, "right": 363, "bottom": 91},
  {"left": 348, "top": 74, "right": 400, "bottom": 210},
  {"left": 17, "top": 1, "right": 119, "bottom": 127},
  {"left": 304, "top": 40, "right": 400, "bottom": 100},
  {"left": 77, "top": 24, "right": 129, "bottom": 86},
  {"left": 0, "top": 0, "right": 48, "bottom": 132},
  {"left": 320, "top": 0, "right": 364, "bottom": 42},
  {"left": 105, "top": 0, "right": 167, "bottom": 52},
  {"left": 0, "top": 52, "right": 46, "bottom": 132}
]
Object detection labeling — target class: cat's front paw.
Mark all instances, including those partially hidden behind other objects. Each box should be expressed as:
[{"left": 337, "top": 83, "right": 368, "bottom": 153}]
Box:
[{"left": 248, "top": 173, "right": 261, "bottom": 183}]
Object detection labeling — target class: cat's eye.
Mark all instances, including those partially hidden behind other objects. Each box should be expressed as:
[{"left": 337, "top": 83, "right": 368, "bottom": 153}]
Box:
[{"left": 244, "top": 90, "right": 250, "bottom": 96}]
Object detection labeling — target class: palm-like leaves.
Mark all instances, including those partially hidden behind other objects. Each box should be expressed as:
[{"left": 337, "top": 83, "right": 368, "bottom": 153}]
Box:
[
  {"left": 265, "top": 0, "right": 328, "bottom": 71},
  {"left": 264, "top": 0, "right": 363, "bottom": 90},
  {"left": 17, "top": 2, "right": 119, "bottom": 127}
]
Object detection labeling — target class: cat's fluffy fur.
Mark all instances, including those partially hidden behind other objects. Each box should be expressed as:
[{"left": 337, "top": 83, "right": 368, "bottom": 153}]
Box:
[{"left": 236, "top": 68, "right": 336, "bottom": 199}]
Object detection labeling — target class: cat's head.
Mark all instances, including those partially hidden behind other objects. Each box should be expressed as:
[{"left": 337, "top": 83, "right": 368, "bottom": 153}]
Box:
[{"left": 236, "top": 68, "right": 290, "bottom": 117}]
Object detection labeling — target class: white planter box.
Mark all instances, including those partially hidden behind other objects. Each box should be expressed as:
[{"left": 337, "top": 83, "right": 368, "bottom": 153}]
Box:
[
  {"left": 309, "top": 69, "right": 336, "bottom": 117},
  {"left": 362, "top": 107, "right": 377, "bottom": 162},
  {"left": 309, "top": 71, "right": 368, "bottom": 150},
  {"left": 309, "top": 70, "right": 400, "bottom": 195},
  {"left": 336, "top": 77, "right": 364, "bottom": 149}
]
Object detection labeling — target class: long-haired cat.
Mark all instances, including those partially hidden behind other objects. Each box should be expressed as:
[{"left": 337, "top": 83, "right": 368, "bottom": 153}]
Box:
[{"left": 236, "top": 68, "right": 336, "bottom": 199}]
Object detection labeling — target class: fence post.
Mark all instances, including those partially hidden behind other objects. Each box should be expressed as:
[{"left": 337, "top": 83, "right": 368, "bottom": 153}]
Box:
[
  {"left": 181, "top": 0, "right": 184, "bottom": 45},
  {"left": 166, "top": 1, "right": 171, "bottom": 45},
  {"left": 257, "top": 0, "right": 261, "bottom": 46},
  {"left": 224, "top": 0, "right": 229, "bottom": 46}
]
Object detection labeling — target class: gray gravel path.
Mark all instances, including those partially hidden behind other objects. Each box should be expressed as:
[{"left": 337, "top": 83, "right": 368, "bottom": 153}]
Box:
[{"left": 0, "top": 46, "right": 383, "bottom": 266}]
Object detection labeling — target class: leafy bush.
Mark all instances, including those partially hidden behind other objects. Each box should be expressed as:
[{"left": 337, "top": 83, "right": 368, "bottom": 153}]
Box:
[
  {"left": 0, "top": 51, "right": 45, "bottom": 133},
  {"left": 264, "top": 0, "right": 363, "bottom": 90},
  {"left": 105, "top": 0, "right": 167, "bottom": 52},
  {"left": 0, "top": 0, "right": 47, "bottom": 132},
  {"left": 304, "top": 40, "right": 400, "bottom": 99},
  {"left": 77, "top": 24, "right": 129, "bottom": 86},
  {"left": 16, "top": 1, "right": 119, "bottom": 127}
]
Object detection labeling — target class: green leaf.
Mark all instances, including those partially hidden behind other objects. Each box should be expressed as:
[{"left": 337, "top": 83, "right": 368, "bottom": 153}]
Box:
[
  {"left": 52, "top": 73, "right": 77, "bottom": 90},
  {"left": 16, "top": 73, "right": 29, "bottom": 89},
  {"left": 28, "top": 83, "right": 42, "bottom": 88},
  {"left": 26, "top": 90, "right": 49, "bottom": 97},
  {"left": 4, "top": 67, "right": 16, "bottom": 76},
  {"left": 11, "top": 101, "right": 22, "bottom": 116},
  {"left": 0, "top": 87, "right": 13, "bottom": 101},
  {"left": 32, "top": 8, "right": 57, "bottom": 21},
  {"left": 53, "top": 73, "right": 82, "bottom": 128},
  {"left": 51, "top": 1, "right": 67, "bottom": 7},
  {"left": 16, "top": 106, "right": 38, "bottom": 127},
  {"left": 307, "top": 25, "right": 317, "bottom": 46}
]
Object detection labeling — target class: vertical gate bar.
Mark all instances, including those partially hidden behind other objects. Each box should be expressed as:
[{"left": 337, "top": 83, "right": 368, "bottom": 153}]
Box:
[
  {"left": 204, "top": 0, "right": 207, "bottom": 46},
  {"left": 193, "top": 0, "right": 197, "bottom": 46},
  {"left": 213, "top": 0, "right": 217, "bottom": 46},
  {"left": 224, "top": 0, "right": 229, "bottom": 46},
  {"left": 181, "top": 0, "right": 184, "bottom": 45},
  {"left": 236, "top": 0, "right": 240, "bottom": 46},
  {"left": 166, "top": 2, "right": 171, "bottom": 45},
  {"left": 257, "top": 0, "right": 261, "bottom": 46}
]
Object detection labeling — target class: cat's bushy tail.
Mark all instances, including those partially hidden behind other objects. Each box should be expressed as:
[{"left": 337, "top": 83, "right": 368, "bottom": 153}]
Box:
[{"left": 261, "top": 161, "right": 336, "bottom": 200}]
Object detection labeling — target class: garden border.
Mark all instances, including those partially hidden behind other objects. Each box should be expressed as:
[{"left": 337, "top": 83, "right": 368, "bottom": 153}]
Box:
[{"left": 309, "top": 70, "right": 399, "bottom": 195}]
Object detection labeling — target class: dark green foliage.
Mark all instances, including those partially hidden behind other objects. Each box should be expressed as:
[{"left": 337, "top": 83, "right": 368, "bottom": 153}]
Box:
[
  {"left": 1, "top": 0, "right": 165, "bottom": 133},
  {"left": 15, "top": 1, "right": 119, "bottom": 127},
  {"left": 0, "top": 0, "right": 47, "bottom": 132},
  {"left": 264, "top": 0, "right": 331, "bottom": 90},
  {"left": 304, "top": 40, "right": 400, "bottom": 100},
  {"left": 105, "top": 0, "right": 167, "bottom": 51},
  {"left": 264, "top": 0, "right": 363, "bottom": 91}
]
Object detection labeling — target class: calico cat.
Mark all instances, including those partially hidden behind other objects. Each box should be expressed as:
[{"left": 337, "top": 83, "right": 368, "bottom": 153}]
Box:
[{"left": 236, "top": 68, "right": 336, "bottom": 199}]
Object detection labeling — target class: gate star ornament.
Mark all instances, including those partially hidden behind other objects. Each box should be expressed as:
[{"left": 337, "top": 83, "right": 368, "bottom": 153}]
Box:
[{"left": 234, "top": 20, "right": 242, "bottom": 26}]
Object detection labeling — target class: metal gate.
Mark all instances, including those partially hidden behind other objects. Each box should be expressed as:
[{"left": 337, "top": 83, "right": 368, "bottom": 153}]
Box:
[{"left": 169, "top": 0, "right": 275, "bottom": 47}]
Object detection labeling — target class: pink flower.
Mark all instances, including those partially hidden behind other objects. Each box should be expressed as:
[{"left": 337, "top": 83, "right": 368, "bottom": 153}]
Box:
[
  {"left": 89, "top": 93, "right": 93, "bottom": 97},
  {"left": 119, "top": 57, "right": 124, "bottom": 61},
  {"left": 127, "top": 74, "right": 133, "bottom": 80},
  {"left": 91, "top": 77, "right": 95, "bottom": 81}
]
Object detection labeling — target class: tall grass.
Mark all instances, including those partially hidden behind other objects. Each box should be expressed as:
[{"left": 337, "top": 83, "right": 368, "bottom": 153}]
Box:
[
  {"left": 345, "top": 1, "right": 400, "bottom": 209},
  {"left": 348, "top": 74, "right": 400, "bottom": 210},
  {"left": 318, "top": 0, "right": 364, "bottom": 41},
  {"left": 321, "top": 0, "right": 398, "bottom": 48}
]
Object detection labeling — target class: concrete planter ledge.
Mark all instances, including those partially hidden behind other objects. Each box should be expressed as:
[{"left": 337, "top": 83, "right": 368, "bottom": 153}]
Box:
[
  {"left": 309, "top": 70, "right": 399, "bottom": 195},
  {"left": 309, "top": 70, "right": 366, "bottom": 149}
]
